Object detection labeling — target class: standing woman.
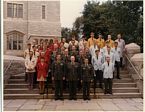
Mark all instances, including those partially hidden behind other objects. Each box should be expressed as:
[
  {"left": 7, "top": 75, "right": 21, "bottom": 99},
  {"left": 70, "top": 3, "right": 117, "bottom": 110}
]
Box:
[{"left": 37, "top": 57, "right": 48, "bottom": 94}]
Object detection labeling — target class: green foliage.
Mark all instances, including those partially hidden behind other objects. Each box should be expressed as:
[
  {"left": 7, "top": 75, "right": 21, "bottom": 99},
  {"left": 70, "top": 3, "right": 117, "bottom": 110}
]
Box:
[{"left": 72, "top": 0, "right": 143, "bottom": 52}]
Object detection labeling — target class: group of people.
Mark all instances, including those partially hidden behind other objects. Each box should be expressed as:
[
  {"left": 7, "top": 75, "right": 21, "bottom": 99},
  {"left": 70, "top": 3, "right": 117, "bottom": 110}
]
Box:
[{"left": 24, "top": 32, "right": 125, "bottom": 100}]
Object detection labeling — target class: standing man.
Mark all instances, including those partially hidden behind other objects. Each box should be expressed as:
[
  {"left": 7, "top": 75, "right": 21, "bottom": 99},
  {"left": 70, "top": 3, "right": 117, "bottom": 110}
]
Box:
[
  {"left": 66, "top": 56, "right": 79, "bottom": 100},
  {"left": 81, "top": 58, "right": 93, "bottom": 100},
  {"left": 106, "top": 35, "right": 115, "bottom": 48},
  {"left": 51, "top": 54, "right": 65, "bottom": 100},
  {"left": 102, "top": 56, "right": 114, "bottom": 94},
  {"left": 112, "top": 42, "right": 121, "bottom": 79},
  {"left": 25, "top": 51, "right": 37, "bottom": 89},
  {"left": 115, "top": 34, "right": 125, "bottom": 68},
  {"left": 96, "top": 33, "right": 105, "bottom": 49},
  {"left": 91, "top": 49, "right": 104, "bottom": 94},
  {"left": 87, "top": 32, "right": 97, "bottom": 48}
]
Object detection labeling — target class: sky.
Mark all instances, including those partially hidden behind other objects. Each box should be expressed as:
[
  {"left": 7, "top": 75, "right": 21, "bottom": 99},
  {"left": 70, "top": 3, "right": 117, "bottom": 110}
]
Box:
[{"left": 60, "top": 0, "right": 107, "bottom": 28}]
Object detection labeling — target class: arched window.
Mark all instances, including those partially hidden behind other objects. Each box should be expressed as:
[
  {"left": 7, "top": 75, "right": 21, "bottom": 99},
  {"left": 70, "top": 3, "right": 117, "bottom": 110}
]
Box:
[{"left": 7, "top": 31, "right": 24, "bottom": 50}]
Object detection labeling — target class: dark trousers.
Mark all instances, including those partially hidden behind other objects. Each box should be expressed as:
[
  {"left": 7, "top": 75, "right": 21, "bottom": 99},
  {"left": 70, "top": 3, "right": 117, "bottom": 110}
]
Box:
[
  {"left": 69, "top": 81, "right": 77, "bottom": 99},
  {"left": 104, "top": 78, "right": 113, "bottom": 93},
  {"left": 115, "top": 61, "right": 120, "bottom": 78},
  {"left": 54, "top": 80, "right": 63, "bottom": 98},
  {"left": 27, "top": 72, "right": 34, "bottom": 88},
  {"left": 120, "top": 57, "right": 123, "bottom": 67},
  {"left": 83, "top": 81, "right": 90, "bottom": 99},
  {"left": 33, "top": 72, "right": 37, "bottom": 85},
  {"left": 94, "top": 70, "right": 103, "bottom": 87}
]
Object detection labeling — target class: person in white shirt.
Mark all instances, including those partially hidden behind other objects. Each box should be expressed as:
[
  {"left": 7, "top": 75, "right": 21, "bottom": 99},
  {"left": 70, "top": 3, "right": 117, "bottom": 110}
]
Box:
[
  {"left": 78, "top": 36, "right": 87, "bottom": 50},
  {"left": 62, "top": 38, "right": 69, "bottom": 49},
  {"left": 102, "top": 56, "right": 114, "bottom": 94},
  {"left": 111, "top": 42, "right": 121, "bottom": 79},
  {"left": 25, "top": 51, "right": 37, "bottom": 89},
  {"left": 91, "top": 49, "right": 104, "bottom": 90},
  {"left": 115, "top": 34, "right": 125, "bottom": 67},
  {"left": 104, "top": 46, "right": 115, "bottom": 65},
  {"left": 89, "top": 42, "right": 98, "bottom": 57},
  {"left": 69, "top": 36, "right": 79, "bottom": 46},
  {"left": 24, "top": 43, "right": 33, "bottom": 59}
]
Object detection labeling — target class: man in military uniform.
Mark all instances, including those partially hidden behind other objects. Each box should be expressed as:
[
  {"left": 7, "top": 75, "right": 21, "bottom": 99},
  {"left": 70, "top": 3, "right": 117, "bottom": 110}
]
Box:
[
  {"left": 62, "top": 49, "right": 70, "bottom": 90},
  {"left": 51, "top": 54, "right": 65, "bottom": 100},
  {"left": 81, "top": 58, "right": 93, "bottom": 100},
  {"left": 66, "top": 56, "right": 79, "bottom": 100},
  {"left": 76, "top": 50, "right": 85, "bottom": 91}
]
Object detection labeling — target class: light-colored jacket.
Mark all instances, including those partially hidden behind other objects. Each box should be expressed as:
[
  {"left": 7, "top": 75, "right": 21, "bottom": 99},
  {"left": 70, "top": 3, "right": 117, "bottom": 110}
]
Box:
[
  {"left": 89, "top": 45, "right": 98, "bottom": 56},
  {"left": 115, "top": 39, "right": 125, "bottom": 57},
  {"left": 102, "top": 62, "right": 114, "bottom": 78},
  {"left": 91, "top": 54, "right": 104, "bottom": 70},
  {"left": 24, "top": 48, "right": 33, "bottom": 59},
  {"left": 111, "top": 47, "right": 121, "bottom": 62},
  {"left": 104, "top": 52, "right": 115, "bottom": 64},
  {"left": 25, "top": 57, "right": 37, "bottom": 73}
]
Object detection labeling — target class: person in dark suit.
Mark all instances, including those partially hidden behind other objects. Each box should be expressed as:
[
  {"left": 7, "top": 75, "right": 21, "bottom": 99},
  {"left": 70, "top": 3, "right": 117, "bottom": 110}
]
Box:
[
  {"left": 66, "top": 56, "right": 79, "bottom": 100},
  {"left": 51, "top": 54, "right": 65, "bottom": 100},
  {"left": 81, "top": 58, "right": 93, "bottom": 100}
]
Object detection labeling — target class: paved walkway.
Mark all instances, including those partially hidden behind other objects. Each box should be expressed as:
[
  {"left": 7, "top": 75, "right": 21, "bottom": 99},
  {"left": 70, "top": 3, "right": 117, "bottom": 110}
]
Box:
[{"left": 4, "top": 98, "right": 143, "bottom": 111}]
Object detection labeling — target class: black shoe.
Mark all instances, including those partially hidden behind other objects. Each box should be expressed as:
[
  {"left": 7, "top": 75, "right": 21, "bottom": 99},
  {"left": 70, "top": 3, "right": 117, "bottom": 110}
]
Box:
[
  {"left": 55, "top": 98, "right": 58, "bottom": 101},
  {"left": 117, "top": 77, "right": 121, "bottom": 79},
  {"left": 104, "top": 91, "right": 107, "bottom": 94},
  {"left": 109, "top": 91, "right": 113, "bottom": 94},
  {"left": 59, "top": 97, "right": 64, "bottom": 101},
  {"left": 87, "top": 97, "right": 91, "bottom": 100},
  {"left": 73, "top": 97, "right": 77, "bottom": 100},
  {"left": 69, "top": 98, "right": 72, "bottom": 100},
  {"left": 99, "top": 85, "right": 103, "bottom": 89}
]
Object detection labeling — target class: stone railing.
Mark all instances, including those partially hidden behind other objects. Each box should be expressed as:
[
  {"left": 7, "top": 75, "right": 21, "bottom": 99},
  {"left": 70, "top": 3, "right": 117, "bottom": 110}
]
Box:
[{"left": 124, "top": 43, "right": 143, "bottom": 96}]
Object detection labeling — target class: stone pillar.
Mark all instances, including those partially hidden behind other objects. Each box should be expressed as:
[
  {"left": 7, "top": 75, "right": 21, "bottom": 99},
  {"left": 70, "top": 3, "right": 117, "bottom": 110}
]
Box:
[
  {"left": 125, "top": 43, "right": 141, "bottom": 58},
  {"left": 125, "top": 43, "right": 141, "bottom": 70}
]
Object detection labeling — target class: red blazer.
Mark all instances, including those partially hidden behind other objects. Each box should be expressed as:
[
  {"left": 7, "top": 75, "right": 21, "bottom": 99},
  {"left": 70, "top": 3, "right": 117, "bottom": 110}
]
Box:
[{"left": 37, "top": 62, "right": 48, "bottom": 79}]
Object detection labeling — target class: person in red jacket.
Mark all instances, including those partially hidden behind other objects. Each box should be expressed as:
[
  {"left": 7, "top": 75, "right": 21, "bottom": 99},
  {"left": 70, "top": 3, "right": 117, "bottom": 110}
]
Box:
[{"left": 37, "top": 57, "right": 48, "bottom": 94}]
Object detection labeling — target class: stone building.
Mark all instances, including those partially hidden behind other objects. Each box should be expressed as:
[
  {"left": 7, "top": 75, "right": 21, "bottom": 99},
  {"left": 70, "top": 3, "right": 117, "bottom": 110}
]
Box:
[{"left": 4, "top": 1, "right": 61, "bottom": 56}]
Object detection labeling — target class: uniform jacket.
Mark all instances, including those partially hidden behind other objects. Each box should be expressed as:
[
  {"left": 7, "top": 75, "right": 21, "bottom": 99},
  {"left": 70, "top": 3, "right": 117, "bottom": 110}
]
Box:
[
  {"left": 96, "top": 38, "right": 105, "bottom": 48},
  {"left": 106, "top": 39, "right": 115, "bottom": 48},
  {"left": 25, "top": 57, "right": 37, "bottom": 73},
  {"left": 89, "top": 45, "right": 98, "bottom": 56},
  {"left": 115, "top": 39, "right": 125, "bottom": 57},
  {"left": 51, "top": 61, "right": 65, "bottom": 80},
  {"left": 66, "top": 62, "right": 79, "bottom": 81},
  {"left": 37, "top": 62, "right": 48, "bottom": 79},
  {"left": 91, "top": 54, "right": 104, "bottom": 70},
  {"left": 104, "top": 52, "right": 115, "bottom": 64},
  {"left": 102, "top": 62, "right": 114, "bottom": 78},
  {"left": 87, "top": 38, "right": 97, "bottom": 48},
  {"left": 111, "top": 47, "right": 121, "bottom": 62},
  {"left": 81, "top": 64, "right": 93, "bottom": 82}
]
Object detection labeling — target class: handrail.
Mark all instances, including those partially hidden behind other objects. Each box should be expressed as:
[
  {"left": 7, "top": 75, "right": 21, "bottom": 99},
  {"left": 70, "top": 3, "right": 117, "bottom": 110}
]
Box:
[
  {"left": 124, "top": 53, "right": 142, "bottom": 81},
  {"left": 4, "top": 60, "right": 13, "bottom": 74}
]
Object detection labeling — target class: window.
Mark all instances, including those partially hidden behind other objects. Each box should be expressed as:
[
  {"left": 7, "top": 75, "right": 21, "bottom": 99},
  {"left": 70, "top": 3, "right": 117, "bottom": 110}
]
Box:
[
  {"left": 7, "top": 31, "right": 23, "bottom": 50},
  {"left": 42, "top": 5, "right": 45, "bottom": 19},
  {"left": 7, "top": 3, "right": 23, "bottom": 18}
]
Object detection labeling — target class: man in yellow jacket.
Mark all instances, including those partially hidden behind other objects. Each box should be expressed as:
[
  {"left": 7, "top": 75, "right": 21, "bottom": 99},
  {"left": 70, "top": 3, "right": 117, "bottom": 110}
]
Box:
[
  {"left": 87, "top": 32, "right": 97, "bottom": 48},
  {"left": 96, "top": 34, "right": 105, "bottom": 48},
  {"left": 106, "top": 35, "right": 115, "bottom": 48}
]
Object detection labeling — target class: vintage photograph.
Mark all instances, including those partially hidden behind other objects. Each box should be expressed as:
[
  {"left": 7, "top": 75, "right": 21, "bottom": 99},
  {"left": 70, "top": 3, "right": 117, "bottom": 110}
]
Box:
[{"left": 3, "top": 0, "right": 143, "bottom": 111}]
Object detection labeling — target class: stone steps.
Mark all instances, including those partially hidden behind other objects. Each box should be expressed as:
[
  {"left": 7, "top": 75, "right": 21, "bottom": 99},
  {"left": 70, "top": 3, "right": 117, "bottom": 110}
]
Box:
[
  {"left": 4, "top": 87, "right": 139, "bottom": 94},
  {"left": 10, "top": 74, "right": 131, "bottom": 79},
  {"left": 8, "top": 78, "right": 134, "bottom": 84},
  {"left": 4, "top": 93, "right": 142, "bottom": 99},
  {"left": 5, "top": 83, "right": 137, "bottom": 89}
]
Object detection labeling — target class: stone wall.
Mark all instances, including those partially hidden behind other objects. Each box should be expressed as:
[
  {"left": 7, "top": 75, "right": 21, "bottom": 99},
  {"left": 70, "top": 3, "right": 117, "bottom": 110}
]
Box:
[{"left": 125, "top": 43, "right": 143, "bottom": 95}]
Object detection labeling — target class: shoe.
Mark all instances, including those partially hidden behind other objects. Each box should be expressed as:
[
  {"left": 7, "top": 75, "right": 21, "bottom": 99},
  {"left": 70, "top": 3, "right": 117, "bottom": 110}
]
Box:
[
  {"left": 69, "top": 98, "right": 72, "bottom": 100},
  {"left": 117, "top": 77, "right": 121, "bottom": 79},
  {"left": 87, "top": 97, "right": 91, "bottom": 100},
  {"left": 104, "top": 91, "right": 107, "bottom": 94},
  {"left": 55, "top": 98, "right": 58, "bottom": 101}
]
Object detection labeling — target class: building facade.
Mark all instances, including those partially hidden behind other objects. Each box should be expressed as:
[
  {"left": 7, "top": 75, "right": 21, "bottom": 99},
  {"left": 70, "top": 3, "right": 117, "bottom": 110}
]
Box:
[{"left": 4, "top": 1, "right": 61, "bottom": 56}]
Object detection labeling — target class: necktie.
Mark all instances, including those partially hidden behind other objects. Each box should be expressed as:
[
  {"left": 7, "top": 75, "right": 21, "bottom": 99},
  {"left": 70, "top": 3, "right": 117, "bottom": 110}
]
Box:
[{"left": 108, "top": 63, "right": 109, "bottom": 66}]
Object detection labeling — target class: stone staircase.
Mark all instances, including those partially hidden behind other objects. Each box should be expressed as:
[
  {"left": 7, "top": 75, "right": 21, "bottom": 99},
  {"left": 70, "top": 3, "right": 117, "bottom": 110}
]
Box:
[{"left": 4, "top": 68, "right": 142, "bottom": 99}]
